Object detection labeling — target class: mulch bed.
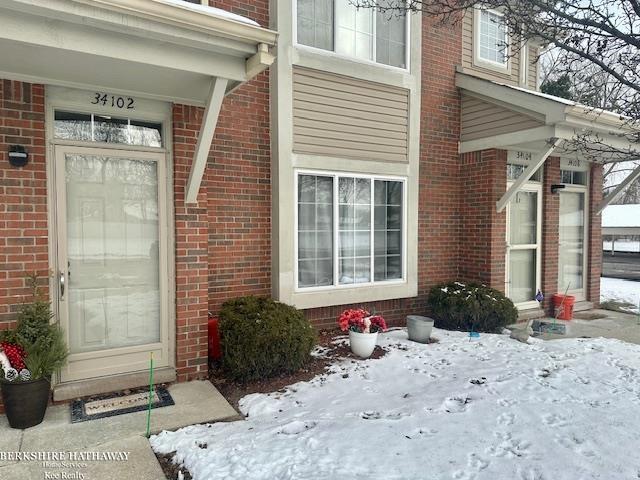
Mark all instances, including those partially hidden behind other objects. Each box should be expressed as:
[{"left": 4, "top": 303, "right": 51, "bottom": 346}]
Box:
[{"left": 156, "top": 329, "right": 388, "bottom": 479}]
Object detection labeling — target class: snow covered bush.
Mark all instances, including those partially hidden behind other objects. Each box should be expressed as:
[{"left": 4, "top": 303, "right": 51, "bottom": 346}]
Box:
[
  {"left": 219, "top": 296, "right": 316, "bottom": 382},
  {"left": 427, "top": 282, "right": 517, "bottom": 333}
]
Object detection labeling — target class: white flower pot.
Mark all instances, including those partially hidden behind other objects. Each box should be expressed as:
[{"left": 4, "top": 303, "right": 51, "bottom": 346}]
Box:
[{"left": 349, "top": 330, "right": 378, "bottom": 359}]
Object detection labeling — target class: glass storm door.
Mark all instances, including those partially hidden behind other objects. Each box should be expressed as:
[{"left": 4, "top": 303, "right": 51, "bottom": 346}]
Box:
[
  {"left": 55, "top": 146, "right": 169, "bottom": 382},
  {"left": 506, "top": 186, "right": 542, "bottom": 307},
  {"left": 559, "top": 191, "right": 586, "bottom": 299}
]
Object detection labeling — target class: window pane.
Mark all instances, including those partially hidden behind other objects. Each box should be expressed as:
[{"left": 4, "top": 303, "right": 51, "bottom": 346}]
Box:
[
  {"left": 376, "top": 10, "right": 406, "bottom": 68},
  {"left": 297, "top": 174, "right": 334, "bottom": 288},
  {"left": 373, "top": 180, "right": 403, "bottom": 281},
  {"left": 336, "top": 0, "right": 373, "bottom": 61},
  {"left": 339, "top": 176, "right": 371, "bottom": 284},
  {"left": 297, "top": 0, "right": 334, "bottom": 51},
  {"left": 509, "top": 250, "right": 536, "bottom": 303},
  {"left": 559, "top": 192, "right": 585, "bottom": 290},
  {"left": 54, "top": 110, "right": 162, "bottom": 147},
  {"left": 509, "top": 191, "right": 538, "bottom": 245},
  {"left": 478, "top": 10, "right": 508, "bottom": 65},
  {"left": 54, "top": 111, "right": 92, "bottom": 141}
]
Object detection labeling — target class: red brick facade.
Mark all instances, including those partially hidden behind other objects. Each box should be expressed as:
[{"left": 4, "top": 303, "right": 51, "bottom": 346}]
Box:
[
  {"left": 0, "top": 81, "right": 47, "bottom": 328},
  {"left": 541, "top": 157, "right": 561, "bottom": 314},
  {"left": 459, "top": 149, "right": 508, "bottom": 291}
]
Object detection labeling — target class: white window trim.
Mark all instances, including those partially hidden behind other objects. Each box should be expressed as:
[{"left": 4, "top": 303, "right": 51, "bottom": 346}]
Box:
[
  {"left": 473, "top": 7, "right": 511, "bottom": 74},
  {"left": 294, "top": 169, "right": 408, "bottom": 293},
  {"left": 293, "top": 0, "right": 411, "bottom": 72}
]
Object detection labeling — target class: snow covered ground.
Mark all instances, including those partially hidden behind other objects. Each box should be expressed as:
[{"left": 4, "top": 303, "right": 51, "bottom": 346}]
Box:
[
  {"left": 601, "top": 276, "right": 640, "bottom": 312},
  {"left": 151, "top": 330, "right": 640, "bottom": 480}
]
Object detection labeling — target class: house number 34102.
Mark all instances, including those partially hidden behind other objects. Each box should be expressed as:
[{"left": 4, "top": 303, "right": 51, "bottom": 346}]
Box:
[{"left": 91, "top": 93, "right": 135, "bottom": 109}]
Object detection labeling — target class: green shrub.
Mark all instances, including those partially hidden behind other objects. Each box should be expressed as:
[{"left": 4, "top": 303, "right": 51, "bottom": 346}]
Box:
[
  {"left": 427, "top": 281, "right": 518, "bottom": 333},
  {"left": 219, "top": 296, "right": 316, "bottom": 382}
]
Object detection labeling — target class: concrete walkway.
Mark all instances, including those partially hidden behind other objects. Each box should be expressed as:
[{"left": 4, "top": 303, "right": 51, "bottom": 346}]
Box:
[
  {"left": 0, "top": 380, "right": 239, "bottom": 480},
  {"left": 528, "top": 309, "right": 640, "bottom": 343}
]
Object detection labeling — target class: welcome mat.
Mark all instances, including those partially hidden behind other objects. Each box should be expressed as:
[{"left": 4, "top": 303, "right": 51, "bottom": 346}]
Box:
[
  {"left": 71, "top": 386, "right": 174, "bottom": 423},
  {"left": 531, "top": 320, "right": 567, "bottom": 335}
]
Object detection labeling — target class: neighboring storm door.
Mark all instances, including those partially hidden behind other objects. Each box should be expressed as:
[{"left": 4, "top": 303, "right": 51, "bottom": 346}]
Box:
[
  {"left": 54, "top": 145, "right": 169, "bottom": 382},
  {"left": 558, "top": 165, "right": 589, "bottom": 300},
  {"left": 505, "top": 165, "right": 543, "bottom": 309}
]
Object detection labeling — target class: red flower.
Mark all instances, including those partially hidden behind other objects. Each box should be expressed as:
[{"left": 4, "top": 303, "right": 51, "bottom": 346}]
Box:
[{"left": 337, "top": 309, "right": 387, "bottom": 333}]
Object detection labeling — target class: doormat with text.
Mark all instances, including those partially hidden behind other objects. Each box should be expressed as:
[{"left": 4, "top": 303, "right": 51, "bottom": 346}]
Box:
[{"left": 70, "top": 386, "right": 174, "bottom": 423}]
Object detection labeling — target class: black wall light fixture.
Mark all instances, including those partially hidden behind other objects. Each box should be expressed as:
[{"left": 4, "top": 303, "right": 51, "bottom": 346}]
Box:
[
  {"left": 8, "top": 145, "right": 28, "bottom": 167},
  {"left": 550, "top": 184, "right": 566, "bottom": 194}
]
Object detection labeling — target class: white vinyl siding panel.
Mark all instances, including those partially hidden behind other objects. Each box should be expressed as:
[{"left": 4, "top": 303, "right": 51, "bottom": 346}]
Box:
[
  {"left": 461, "top": 94, "right": 544, "bottom": 141},
  {"left": 292, "top": 67, "right": 410, "bottom": 163},
  {"left": 461, "top": 10, "right": 521, "bottom": 86}
]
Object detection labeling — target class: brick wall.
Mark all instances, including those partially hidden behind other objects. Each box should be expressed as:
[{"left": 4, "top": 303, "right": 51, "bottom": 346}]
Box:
[
  {"left": 459, "top": 149, "right": 507, "bottom": 291},
  {"left": 172, "top": 104, "right": 210, "bottom": 381},
  {"left": 0, "top": 80, "right": 47, "bottom": 413},
  {"left": 587, "top": 164, "right": 603, "bottom": 306},
  {"left": 206, "top": 72, "right": 272, "bottom": 314},
  {"left": 0, "top": 81, "right": 48, "bottom": 328},
  {"left": 541, "top": 157, "right": 560, "bottom": 314}
]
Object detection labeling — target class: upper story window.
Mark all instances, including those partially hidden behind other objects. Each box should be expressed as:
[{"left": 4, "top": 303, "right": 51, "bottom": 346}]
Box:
[
  {"left": 296, "top": 0, "right": 408, "bottom": 69},
  {"left": 474, "top": 8, "right": 509, "bottom": 71}
]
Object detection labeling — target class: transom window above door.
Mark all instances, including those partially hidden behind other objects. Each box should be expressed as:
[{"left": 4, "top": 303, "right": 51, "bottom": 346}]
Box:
[
  {"left": 297, "top": 172, "right": 406, "bottom": 289},
  {"left": 296, "top": 0, "right": 408, "bottom": 68},
  {"left": 54, "top": 110, "right": 163, "bottom": 148}
]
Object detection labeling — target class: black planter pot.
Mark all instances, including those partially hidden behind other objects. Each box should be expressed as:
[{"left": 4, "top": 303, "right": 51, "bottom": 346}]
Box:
[{"left": 0, "top": 377, "right": 51, "bottom": 429}]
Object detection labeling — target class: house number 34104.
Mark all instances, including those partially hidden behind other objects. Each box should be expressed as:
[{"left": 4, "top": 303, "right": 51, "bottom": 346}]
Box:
[{"left": 91, "top": 93, "right": 135, "bottom": 109}]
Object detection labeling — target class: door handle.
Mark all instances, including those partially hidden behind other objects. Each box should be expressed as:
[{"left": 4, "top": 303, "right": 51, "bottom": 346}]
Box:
[{"left": 59, "top": 271, "right": 65, "bottom": 301}]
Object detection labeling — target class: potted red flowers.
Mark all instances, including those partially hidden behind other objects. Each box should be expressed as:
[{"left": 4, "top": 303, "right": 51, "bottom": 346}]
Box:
[{"left": 338, "top": 308, "right": 387, "bottom": 358}]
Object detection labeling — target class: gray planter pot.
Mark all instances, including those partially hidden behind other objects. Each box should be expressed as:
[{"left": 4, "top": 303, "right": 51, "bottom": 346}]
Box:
[{"left": 407, "top": 315, "right": 434, "bottom": 344}]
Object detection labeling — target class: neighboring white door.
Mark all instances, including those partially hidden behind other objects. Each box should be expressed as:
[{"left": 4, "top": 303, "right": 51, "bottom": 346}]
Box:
[
  {"left": 54, "top": 145, "right": 169, "bottom": 382},
  {"left": 558, "top": 190, "right": 587, "bottom": 300},
  {"left": 505, "top": 184, "right": 542, "bottom": 309}
]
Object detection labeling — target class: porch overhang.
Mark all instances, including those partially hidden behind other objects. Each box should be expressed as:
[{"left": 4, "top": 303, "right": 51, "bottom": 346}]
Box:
[
  {"left": 456, "top": 72, "right": 640, "bottom": 213},
  {"left": 0, "top": 0, "right": 277, "bottom": 203},
  {"left": 456, "top": 72, "right": 640, "bottom": 164}
]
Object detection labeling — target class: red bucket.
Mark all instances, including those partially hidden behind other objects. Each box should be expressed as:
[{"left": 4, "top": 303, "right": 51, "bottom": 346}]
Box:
[{"left": 552, "top": 294, "right": 576, "bottom": 320}]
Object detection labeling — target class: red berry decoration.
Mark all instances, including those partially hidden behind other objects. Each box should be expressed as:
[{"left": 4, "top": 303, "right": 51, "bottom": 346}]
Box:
[{"left": 0, "top": 342, "right": 26, "bottom": 371}]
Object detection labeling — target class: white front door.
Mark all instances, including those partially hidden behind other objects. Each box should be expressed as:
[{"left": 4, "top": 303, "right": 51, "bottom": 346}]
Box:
[
  {"left": 505, "top": 184, "right": 542, "bottom": 309},
  {"left": 559, "top": 190, "right": 587, "bottom": 300},
  {"left": 54, "top": 145, "right": 169, "bottom": 382}
]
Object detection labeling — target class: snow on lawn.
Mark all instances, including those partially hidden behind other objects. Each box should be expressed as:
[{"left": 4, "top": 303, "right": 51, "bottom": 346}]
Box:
[
  {"left": 601, "top": 277, "right": 640, "bottom": 312},
  {"left": 151, "top": 330, "right": 640, "bottom": 480}
]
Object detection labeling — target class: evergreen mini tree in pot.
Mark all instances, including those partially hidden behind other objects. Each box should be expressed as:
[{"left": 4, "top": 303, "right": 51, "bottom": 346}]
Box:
[{"left": 0, "top": 275, "right": 68, "bottom": 429}]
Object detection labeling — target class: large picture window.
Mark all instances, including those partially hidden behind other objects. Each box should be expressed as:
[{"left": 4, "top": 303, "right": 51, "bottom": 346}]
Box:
[
  {"left": 297, "top": 172, "right": 405, "bottom": 289},
  {"left": 296, "top": 0, "right": 408, "bottom": 68}
]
